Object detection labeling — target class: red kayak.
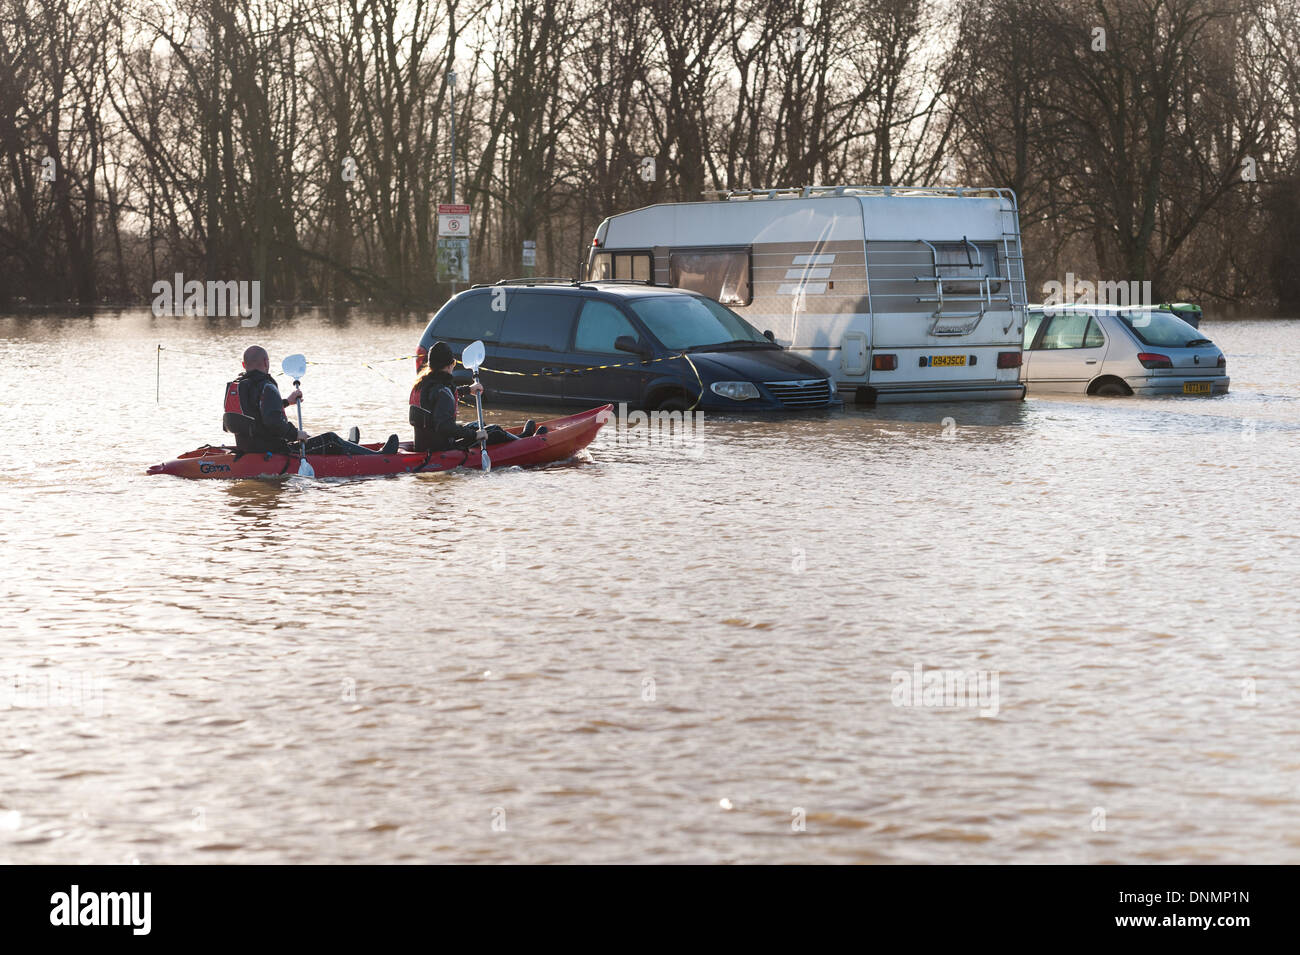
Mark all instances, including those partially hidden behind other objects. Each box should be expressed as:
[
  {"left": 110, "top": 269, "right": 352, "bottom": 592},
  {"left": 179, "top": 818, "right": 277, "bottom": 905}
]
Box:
[{"left": 147, "top": 405, "right": 612, "bottom": 479}]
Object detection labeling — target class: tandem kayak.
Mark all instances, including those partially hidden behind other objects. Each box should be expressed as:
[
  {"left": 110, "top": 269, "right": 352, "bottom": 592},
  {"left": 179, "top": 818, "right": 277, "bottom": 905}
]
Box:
[{"left": 147, "top": 405, "right": 613, "bottom": 479}]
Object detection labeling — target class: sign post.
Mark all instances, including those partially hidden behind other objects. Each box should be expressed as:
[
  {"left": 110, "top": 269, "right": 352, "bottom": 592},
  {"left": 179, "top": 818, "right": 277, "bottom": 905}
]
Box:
[{"left": 437, "top": 203, "right": 471, "bottom": 287}]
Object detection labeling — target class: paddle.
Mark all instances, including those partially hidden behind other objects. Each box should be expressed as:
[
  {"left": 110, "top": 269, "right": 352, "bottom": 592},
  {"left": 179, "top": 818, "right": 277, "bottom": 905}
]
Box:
[
  {"left": 461, "top": 339, "right": 491, "bottom": 473},
  {"left": 281, "top": 353, "right": 314, "bottom": 478}
]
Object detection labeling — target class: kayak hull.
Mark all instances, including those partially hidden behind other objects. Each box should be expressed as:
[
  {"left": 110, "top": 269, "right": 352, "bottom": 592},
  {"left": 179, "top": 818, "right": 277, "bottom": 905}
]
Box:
[{"left": 147, "top": 405, "right": 613, "bottom": 479}]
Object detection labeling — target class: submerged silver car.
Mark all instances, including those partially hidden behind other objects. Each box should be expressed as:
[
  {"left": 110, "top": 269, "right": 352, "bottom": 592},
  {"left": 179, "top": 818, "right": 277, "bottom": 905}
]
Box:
[{"left": 1022, "top": 305, "right": 1229, "bottom": 396}]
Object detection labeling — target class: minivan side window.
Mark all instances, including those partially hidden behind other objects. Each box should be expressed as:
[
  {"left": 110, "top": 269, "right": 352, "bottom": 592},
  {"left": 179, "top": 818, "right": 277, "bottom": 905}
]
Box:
[
  {"left": 574, "top": 300, "right": 639, "bottom": 354},
  {"left": 589, "top": 251, "right": 651, "bottom": 282},
  {"left": 499, "top": 292, "right": 580, "bottom": 350},
  {"left": 1039, "top": 312, "right": 1092, "bottom": 349},
  {"left": 669, "top": 248, "right": 752, "bottom": 306},
  {"left": 432, "top": 292, "right": 506, "bottom": 342}
]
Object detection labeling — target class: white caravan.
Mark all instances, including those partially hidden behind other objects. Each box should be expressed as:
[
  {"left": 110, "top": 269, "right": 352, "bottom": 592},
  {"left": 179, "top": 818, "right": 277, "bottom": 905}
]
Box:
[{"left": 587, "top": 185, "right": 1028, "bottom": 403}]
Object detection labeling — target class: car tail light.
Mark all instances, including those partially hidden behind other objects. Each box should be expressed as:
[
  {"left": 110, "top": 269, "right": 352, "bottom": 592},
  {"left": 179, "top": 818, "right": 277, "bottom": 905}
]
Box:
[
  {"left": 1137, "top": 352, "right": 1172, "bottom": 369},
  {"left": 416, "top": 344, "right": 428, "bottom": 371},
  {"left": 872, "top": 354, "right": 897, "bottom": 371},
  {"left": 997, "top": 351, "right": 1021, "bottom": 368},
  {"left": 1217, "top": 355, "right": 1226, "bottom": 368}
]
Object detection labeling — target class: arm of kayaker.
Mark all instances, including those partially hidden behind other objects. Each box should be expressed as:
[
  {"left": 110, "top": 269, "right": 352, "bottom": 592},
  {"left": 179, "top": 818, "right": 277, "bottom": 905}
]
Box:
[
  {"left": 260, "top": 381, "right": 301, "bottom": 443},
  {"left": 282, "top": 388, "right": 302, "bottom": 407}
]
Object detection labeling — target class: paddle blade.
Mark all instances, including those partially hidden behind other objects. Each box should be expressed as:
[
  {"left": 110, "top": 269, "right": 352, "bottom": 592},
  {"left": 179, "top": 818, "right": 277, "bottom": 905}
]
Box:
[
  {"left": 481, "top": 449, "right": 491, "bottom": 473},
  {"left": 297, "top": 456, "right": 315, "bottom": 478},
  {"left": 282, "top": 353, "right": 308, "bottom": 379},
  {"left": 462, "top": 340, "right": 485, "bottom": 372}
]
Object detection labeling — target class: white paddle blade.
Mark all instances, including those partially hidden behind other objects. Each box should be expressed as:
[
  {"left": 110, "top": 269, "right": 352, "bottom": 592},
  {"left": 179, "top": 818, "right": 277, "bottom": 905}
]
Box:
[
  {"left": 462, "top": 340, "right": 486, "bottom": 372},
  {"left": 297, "top": 456, "right": 315, "bottom": 478},
  {"left": 481, "top": 449, "right": 491, "bottom": 473},
  {"left": 282, "top": 353, "right": 308, "bottom": 379}
]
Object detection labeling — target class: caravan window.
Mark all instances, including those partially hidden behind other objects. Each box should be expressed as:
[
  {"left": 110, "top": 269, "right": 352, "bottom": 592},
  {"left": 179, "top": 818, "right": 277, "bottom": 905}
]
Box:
[
  {"left": 590, "top": 251, "right": 652, "bottom": 282},
  {"left": 669, "top": 248, "right": 752, "bottom": 306},
  {"left": 933, "top": 242, "right": 1001, "bottom": 295}
]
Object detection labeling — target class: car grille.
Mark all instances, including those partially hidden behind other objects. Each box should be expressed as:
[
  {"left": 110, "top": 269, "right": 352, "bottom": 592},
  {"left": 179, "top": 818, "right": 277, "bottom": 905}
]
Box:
[{"left": 763, "top": 379, "right": 834, "bottom": 407}]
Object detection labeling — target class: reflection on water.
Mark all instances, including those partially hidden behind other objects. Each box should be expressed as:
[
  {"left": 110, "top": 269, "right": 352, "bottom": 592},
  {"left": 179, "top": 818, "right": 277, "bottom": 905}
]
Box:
[{"left": 1, "top": 310, "right": 1299, "bottom": 864}]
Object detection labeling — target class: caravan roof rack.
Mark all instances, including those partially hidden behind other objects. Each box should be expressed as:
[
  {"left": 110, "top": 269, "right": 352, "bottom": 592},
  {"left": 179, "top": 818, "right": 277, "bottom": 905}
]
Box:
[{"left": 701, "top": 184, "right": 1016, "bottom": 202}]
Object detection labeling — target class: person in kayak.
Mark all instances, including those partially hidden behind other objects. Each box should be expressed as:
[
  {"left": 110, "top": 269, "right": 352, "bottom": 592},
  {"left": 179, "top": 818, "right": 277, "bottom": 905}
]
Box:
[
  {"left": 226, "top": 345, "right": 397, "bottom": 456},
  {"left": 409, "top": 341, "right": 543, "bottom": 453}
]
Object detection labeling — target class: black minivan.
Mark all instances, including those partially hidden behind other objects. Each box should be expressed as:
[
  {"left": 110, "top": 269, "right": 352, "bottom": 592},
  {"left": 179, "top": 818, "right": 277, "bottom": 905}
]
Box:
[{"left": 416, "top": 281, "right": 836, "bottom": 411}]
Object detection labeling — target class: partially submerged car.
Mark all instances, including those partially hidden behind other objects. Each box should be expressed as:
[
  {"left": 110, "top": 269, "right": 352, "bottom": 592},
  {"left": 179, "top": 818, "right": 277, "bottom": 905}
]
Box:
[{"left": 1022, "top": 305, "right": 1228, "bottom": 396}]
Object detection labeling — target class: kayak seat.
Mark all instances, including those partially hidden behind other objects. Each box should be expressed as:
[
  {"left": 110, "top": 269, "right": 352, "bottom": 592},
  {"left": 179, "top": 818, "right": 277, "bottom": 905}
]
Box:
[
  {"left": 223, "top": 412, "right": 256, "bottom": 437},
  {"left": 409, "top": 405, "right": 434, "bottom": 429}
]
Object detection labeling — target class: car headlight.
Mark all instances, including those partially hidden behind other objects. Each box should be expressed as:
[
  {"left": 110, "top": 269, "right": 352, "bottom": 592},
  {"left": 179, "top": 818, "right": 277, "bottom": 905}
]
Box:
[{"left": 710, "top": 381, "right": 761, "bottom": 400}]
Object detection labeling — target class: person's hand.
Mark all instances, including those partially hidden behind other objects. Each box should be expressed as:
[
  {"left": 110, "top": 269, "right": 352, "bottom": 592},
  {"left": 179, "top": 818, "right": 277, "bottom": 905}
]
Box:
[
  {"left": 298, "top": 430, "right": 310, "bottom": 441},
  {"left": 476, "top": 429, "right": 488, "bottom": 442},
  {"left": 284, "top": 388, "right": 302, "bottom": 406},
  {"left": 468, "top": 382, "right": 484, "bottom": 396}
]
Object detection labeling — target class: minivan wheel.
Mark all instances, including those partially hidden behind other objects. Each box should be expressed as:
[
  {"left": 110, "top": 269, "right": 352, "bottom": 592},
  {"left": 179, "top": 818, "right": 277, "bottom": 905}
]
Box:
[{"left": 1093, "top": 381, "right": 1130, "bottom": 397}]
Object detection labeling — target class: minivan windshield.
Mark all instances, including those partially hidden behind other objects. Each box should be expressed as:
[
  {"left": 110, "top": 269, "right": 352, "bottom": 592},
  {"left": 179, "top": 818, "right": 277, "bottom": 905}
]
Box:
[
  {"left": 1117, "top": 310, "right": 1209, "bottom": 348},
  {"left": 627, "top": 295, "right": 772, "bottom": 351}
]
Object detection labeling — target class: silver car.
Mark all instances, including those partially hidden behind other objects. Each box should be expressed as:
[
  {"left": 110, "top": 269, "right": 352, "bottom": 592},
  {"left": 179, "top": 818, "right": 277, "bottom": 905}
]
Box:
[{"left": 1022, "top": 305, "right": 1229, "bottom": 396}]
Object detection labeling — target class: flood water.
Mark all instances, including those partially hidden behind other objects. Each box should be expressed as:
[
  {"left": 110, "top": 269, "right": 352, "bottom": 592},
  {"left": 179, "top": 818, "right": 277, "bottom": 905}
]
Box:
[{"left": 2, "top": 309, "right": 1298, "bottom": 864}]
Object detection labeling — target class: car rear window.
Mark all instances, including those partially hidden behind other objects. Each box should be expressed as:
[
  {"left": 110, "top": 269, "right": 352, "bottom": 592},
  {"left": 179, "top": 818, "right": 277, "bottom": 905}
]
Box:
[
  {"left": 1117, "top": 310, "right": 1203, "bottom": 348},
  {"left": 431, "top": 292, "right": 505, "bottom": 342},
  {"left": 499, "top": 292, "right": 580, "bottom": 350}
]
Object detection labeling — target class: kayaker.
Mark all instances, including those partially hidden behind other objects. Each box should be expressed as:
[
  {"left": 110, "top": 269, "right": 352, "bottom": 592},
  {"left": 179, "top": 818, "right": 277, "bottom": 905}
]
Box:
[
  {"left": 226, "top": 346, "right": 397, "bottom": 456},
  {"left": 409, "top": 341, "right": 543, "bottom": 453}
]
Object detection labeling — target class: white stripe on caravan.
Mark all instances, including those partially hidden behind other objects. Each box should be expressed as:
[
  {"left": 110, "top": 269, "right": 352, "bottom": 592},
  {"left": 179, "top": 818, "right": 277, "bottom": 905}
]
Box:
[
  {"left": 784, "top": 267, "right": 831, "bottom": 279},
  {"left": 777, "top": 282, "right": 828, "bottom": 295},
  {"left": 792, "top": 254, "right": 836, "bottom": 265}
]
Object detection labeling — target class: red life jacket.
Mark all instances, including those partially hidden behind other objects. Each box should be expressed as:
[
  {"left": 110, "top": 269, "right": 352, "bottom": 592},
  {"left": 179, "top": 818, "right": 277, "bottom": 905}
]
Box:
[{"left": 224, "top": 381, "right": 243, "bottom": 414}]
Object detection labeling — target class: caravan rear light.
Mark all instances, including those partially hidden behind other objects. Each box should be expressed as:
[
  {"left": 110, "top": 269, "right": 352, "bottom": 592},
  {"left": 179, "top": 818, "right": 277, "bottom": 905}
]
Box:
[
  {"left": 592, "top": 237, "right": 600, "bottom": 247},
  {"left": 1137, "top": 352, "right": 1172, "bottom": 369},
  {"left": 416, "top": 344, "right": 428, "bottom": 371},
  {"left": 997, "top": 351, "right": 1021, "bottom": 368},
  {"left": 872, "top": 354, "right": 897, "bottom": 371}
]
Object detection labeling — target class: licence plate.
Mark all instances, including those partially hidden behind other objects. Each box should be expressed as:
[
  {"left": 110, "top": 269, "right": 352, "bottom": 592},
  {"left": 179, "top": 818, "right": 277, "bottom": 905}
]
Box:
[
  {"left": 1183, "top": 381, "right": 1212, "bottom": 395},
  {"left": 929, "top": 355, "right": 966, "bottom": 367}
]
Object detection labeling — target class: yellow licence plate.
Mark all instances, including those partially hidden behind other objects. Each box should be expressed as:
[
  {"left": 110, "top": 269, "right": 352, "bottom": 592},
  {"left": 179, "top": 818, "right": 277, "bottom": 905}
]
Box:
[
  {"left": 930, "top": 355, "right": 966, "bottom": 367},
  {"left": 1183, "top": 382, "right": 1212, "bottom": 395}
]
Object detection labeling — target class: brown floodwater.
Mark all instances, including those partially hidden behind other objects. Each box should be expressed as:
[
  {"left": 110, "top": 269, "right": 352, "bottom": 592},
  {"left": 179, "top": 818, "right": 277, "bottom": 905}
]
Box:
[{"left": 1, "top": 309, "right": 1298, "bottom": 863}]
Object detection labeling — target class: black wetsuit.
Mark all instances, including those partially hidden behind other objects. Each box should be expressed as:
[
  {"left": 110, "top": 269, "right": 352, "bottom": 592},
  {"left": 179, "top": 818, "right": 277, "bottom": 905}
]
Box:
[{"left": 412, "top": 371, "right": 518, "bottom": 453}]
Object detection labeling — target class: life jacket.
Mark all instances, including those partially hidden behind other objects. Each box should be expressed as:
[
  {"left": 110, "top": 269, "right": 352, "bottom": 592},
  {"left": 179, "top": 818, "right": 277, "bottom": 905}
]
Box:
[
  {"left": 409, "top": 373, "right": 461, "bottom": 450},
  {"left": 223, "top": 371, "right": 284, "bottom": 451}
]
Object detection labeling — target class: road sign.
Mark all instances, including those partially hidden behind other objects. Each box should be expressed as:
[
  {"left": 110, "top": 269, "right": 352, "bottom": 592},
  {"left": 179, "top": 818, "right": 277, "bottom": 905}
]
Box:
[
  {"left": 437, "top": 237, "right": 469, "bottom": 283},
  {"left": 438, "top": 203, "right": 470, "bottom": 237},
  {"left": 522, "top": 240, "right": 536, "bottom": 267}
]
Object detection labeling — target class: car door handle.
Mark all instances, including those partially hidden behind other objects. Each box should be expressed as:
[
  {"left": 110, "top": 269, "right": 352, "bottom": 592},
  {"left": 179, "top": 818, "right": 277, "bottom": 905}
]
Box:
[{"left": 1085, "top": 359, "right": 1098, "bottom": 364}]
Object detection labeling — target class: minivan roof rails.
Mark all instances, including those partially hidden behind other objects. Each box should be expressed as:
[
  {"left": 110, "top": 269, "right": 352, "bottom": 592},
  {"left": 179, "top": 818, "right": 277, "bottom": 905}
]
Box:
[
  {"left": 489, "top": 276, "right": 577, "bottom": 286},
  {"left": 700, "top": 184, "right": 1014, "bottom": 202}
]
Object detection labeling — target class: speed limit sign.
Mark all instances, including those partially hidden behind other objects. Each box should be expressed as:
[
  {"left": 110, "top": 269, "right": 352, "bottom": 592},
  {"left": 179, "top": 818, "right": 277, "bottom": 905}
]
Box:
[{"left": 438, "top": 203, "right": 470, "bottom": 236}]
